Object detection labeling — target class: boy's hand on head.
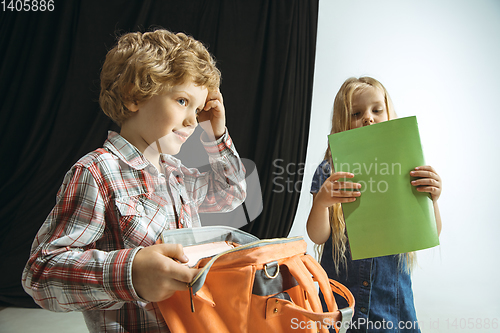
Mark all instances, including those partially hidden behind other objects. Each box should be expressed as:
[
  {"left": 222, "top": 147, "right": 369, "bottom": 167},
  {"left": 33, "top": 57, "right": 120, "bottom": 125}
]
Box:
[
  {"left": 314, "top": 172, "right": 362, "bottom": 208},
  {"left": 198, "top": 88, "right": 226, "bottom": 140},
  {"left": 132, "top": 244, "right": 199, "bottom": 302},
  {"left": 410, "top": 165, "right": 442, "bottom": 201}
]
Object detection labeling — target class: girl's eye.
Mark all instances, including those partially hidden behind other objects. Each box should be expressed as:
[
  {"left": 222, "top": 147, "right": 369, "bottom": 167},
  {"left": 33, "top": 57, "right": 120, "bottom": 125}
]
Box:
[
  {"left": 373, "top": 109, "right": 382, "bottom": 113},
  {"left": 177, "top": 98, "right": 187, "bottom": 106},
  {"left": 351, "top": 112, "right": 360, "bottom": 117}
]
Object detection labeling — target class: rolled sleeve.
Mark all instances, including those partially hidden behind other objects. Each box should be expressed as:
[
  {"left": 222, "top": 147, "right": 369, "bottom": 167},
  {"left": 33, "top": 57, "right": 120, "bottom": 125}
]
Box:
[
  {"left": 102, "top": 247, "right": 148, "bottom": 304},
  {"left": 196, "top": 129, "right": 247, "bottom": 212}
]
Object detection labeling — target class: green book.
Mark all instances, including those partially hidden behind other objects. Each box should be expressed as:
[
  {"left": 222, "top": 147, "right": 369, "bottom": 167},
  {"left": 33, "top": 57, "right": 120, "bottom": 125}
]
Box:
[{"left": 328, "top": 116, "right": 439, "bottom": 260}]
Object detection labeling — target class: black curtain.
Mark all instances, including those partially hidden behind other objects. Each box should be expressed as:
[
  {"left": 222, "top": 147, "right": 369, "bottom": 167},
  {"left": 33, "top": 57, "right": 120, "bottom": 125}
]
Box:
[{"left": 0, "top": 0, "right": 318, "bottom": 307}]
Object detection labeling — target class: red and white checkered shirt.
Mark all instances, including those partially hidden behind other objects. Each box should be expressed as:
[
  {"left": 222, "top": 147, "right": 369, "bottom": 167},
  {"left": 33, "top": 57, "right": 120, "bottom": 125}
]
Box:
[{"left": 22, "top": 131, "right": 246, "bottom": 332}]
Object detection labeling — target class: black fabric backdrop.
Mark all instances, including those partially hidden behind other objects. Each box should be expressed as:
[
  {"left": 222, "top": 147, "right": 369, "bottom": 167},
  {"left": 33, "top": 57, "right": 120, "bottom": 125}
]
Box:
[{"left": 0, "top": 0, "right": 319, "bottom": 307}]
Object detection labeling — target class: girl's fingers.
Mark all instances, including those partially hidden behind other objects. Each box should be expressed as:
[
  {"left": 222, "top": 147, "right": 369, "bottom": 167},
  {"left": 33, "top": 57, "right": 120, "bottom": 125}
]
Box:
[
  {"left": 415, "top": 165, "right": 436, "bottom": 172},
  {"left": 327, "top": 173, "right": 361, "bottom": 189},
  {"left": 320, "top": 184, "right": 361, "bottom": 198},
  {"left": 327, "top": 172, "right": 355, "bottom": 182},
  {"left": 415, "top": 186, "right": 440, "bottom": 196},
  {"left": 411, "top": 166, "right": 442, "bottom": 201},
  {"left": 330, "top": 189, "right": 361, "bottom": 197},
  {"left": 337, "top": 197, "right": 358, "bottom": 203},
  {"left": 332, "top": 181, "right": 361, "bottom": 190},
  {"left": 410, "top": 169, "right": 439, "bottom": 179},
  {"left": 326, "top": 182, "right": 361, "bottom": 193},
  {"left": 316, "top": 190, "right": 359, "bottom": 206},
  {"left": 321, "top": 172, "right": 361, "bottom": 199},
  {"left": 411, "top": 166, "right": 441, "bottom": 181},
  {"left": 411, "top": 178, "right": 440, "bottom": 187}
]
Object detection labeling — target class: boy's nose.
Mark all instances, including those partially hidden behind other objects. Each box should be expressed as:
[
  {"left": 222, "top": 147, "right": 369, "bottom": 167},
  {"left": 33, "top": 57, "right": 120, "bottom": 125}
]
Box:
[{"left": 184, "top": 112, "right": 198, "bottom": 127}]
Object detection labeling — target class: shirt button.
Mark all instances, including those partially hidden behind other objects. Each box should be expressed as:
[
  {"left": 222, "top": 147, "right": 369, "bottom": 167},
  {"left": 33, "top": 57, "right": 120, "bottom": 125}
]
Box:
[
  {"left": 136, "top": 204, "right": 144, "bottom": 213},
  {"left": 360, "top": 307, "right": 368, "bottom": 314},
  {"left": 362, "top": 281, "right": 369, "bottom": 287}
]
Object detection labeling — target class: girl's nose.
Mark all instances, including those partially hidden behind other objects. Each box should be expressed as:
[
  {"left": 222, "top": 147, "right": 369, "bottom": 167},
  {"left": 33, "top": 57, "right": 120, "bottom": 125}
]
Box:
[{"left": 362, "top": 113, "right": 374, "bottom": 125}]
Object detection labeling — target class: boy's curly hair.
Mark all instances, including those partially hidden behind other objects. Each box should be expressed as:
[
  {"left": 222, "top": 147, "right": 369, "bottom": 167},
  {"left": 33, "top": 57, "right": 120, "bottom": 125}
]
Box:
[{"left": 99, "top": 29, "right": 221, "bottom": 125}]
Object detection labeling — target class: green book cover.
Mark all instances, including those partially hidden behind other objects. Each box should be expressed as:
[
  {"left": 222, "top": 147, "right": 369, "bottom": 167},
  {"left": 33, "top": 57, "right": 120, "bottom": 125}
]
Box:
[{"left": 328, "top": 116, "right": 439, "bottom": 260}]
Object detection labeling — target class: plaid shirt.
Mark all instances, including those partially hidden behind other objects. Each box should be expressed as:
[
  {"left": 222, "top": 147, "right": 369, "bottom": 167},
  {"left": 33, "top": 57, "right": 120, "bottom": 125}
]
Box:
[{"left": 22, "top": 131, "right": 246, "bottom": 332}]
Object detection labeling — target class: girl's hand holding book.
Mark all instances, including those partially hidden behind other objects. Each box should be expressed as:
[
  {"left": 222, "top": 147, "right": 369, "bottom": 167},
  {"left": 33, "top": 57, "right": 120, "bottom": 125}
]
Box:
[
  {"left": 314, "top": 172, "right": 362, "bottom": 207},
  {"left": 410, "top": 165, "right": 442, "bottom": 201}
]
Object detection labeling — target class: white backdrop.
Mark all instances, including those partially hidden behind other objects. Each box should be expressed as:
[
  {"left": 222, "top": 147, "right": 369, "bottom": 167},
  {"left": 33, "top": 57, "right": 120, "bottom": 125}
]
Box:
[{"left": 288, "top": 1, "right": 500, "bottom": 331}]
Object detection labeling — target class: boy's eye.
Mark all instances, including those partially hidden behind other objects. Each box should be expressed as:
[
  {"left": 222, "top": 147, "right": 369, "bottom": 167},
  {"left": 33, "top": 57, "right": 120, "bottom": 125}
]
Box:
[{"left": 177, "top": 98, "right": 187, "bottom": 106}]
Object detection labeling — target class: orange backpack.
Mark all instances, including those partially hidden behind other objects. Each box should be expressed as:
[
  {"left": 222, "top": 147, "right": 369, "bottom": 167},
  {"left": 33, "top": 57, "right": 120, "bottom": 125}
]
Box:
[{"left": 157, "top": 227, "right": 355, "bottom": 333}]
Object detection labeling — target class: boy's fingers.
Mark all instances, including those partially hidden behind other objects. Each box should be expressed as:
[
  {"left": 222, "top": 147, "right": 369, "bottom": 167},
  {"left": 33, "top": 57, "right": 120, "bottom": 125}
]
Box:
[
  {"left": 166, "top": 263, "right": 200, "bottom": 284},
  {"left": 151, "top": 244, "right": 201, "bottom": 282},
  {"left": 207, "top": 88, "right": 222, "bottom": 101},
  {"left": 165, "top": 279, "right": 190, "bottom": 292},
  {"left": 154, "top": 243, "right": 189, "bottom": 262},
  {"left": 203, "top": 100, "right": 224, "bottom": 114},
  {"left": 204, "top": 89, "right": 223, "bottom": 109}
]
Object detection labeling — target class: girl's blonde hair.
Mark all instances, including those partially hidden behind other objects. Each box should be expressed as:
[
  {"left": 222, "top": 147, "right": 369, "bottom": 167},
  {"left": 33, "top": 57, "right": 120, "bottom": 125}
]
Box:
[
  {"left": 318, "top": 76, "right": 414, "bottom": 273},
  {"left": 99, "top": 29, "right": 221, "bottom": 125}
]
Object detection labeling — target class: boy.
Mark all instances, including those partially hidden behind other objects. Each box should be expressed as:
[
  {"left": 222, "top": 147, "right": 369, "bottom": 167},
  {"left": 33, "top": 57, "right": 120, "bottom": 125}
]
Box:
[{"left": 22, "top": 29, "right": 246, "bottom": 332}]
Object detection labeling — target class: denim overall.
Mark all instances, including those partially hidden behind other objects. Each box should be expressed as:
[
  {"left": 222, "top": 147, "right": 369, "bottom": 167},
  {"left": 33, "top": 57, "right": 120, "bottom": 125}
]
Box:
[{"left": 312, "top": 161, "right": 421, "bottom": 333}]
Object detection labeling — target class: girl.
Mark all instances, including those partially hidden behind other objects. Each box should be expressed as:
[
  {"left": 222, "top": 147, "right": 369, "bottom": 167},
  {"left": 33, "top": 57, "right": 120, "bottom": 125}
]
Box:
[{"left": 306, "top": 77, "right": 442, "bottom": 332}]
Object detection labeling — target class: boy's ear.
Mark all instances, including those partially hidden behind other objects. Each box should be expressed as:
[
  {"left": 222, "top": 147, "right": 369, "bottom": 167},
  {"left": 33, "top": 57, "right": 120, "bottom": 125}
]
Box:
[
  {"left": 124, "top": 85, "right": 139, "bottom": 112},
  {"left": 125, "top": 101, "right": 139, "bottom": 112}
]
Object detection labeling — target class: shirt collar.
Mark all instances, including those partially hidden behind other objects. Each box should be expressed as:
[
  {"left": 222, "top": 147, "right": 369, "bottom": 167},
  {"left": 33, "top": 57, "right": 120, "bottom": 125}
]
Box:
[
  {"left": 103, "top": 131, "right": 150, "bottom": 170},
  {"left": 103, "top": 131, "right": 186, "bottom": 173}
]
